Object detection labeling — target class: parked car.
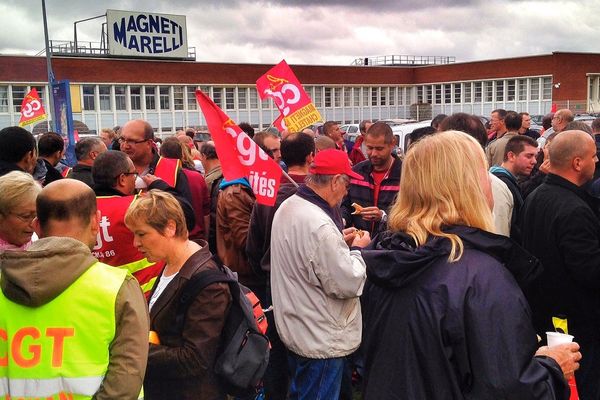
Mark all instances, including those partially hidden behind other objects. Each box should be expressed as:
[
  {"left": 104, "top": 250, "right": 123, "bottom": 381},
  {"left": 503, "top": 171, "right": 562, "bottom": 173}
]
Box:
[
  {"left": 341, "top": 124, "right": 361, "bottom": 143},
  {"left": 391, "top": 120, "right": 433, "bottom": 155}
]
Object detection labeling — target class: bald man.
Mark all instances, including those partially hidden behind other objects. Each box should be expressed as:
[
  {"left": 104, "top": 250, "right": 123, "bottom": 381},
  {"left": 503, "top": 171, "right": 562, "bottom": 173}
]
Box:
[
  {"left": 520, "top": 130, "right": 600, "bottom": 399},
  {"left": 119, "top": 119, "right": 193, "bottom": 206},
  {"left": 0, "top": 179, "right": 148, "bottom": 399}
]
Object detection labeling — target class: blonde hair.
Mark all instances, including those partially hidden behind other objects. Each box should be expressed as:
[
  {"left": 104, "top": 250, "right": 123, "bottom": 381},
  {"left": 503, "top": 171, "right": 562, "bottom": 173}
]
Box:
[
  {"left": 387, "top": 130, "right": 494, "bottom": 262},
  {"left": 124, "top": 190, "right": 188, "bottom": 238},
  {"left": 0, "top": 171, "right": 42, "bottom": 215}
]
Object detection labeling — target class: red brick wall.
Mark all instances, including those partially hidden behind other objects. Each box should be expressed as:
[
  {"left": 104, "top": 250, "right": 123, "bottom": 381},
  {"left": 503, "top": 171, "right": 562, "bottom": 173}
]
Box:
[{"left": 1, "top": 53, "right": 599, "bottom": 102}]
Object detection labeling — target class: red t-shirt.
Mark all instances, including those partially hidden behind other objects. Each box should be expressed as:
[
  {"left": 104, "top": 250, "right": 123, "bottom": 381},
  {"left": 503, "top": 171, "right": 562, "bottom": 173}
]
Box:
[{"left": 372, "top": 170, "right": 387, "bottom": 207}]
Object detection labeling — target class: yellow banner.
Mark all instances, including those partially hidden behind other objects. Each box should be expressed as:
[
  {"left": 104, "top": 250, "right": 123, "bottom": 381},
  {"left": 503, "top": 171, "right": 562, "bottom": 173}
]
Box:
[
  {"left": 18, "top": 113, "right": 47, "bottom": 127},
  {"left": 284, "top": 103, "right": 322, "bottom": 132}
]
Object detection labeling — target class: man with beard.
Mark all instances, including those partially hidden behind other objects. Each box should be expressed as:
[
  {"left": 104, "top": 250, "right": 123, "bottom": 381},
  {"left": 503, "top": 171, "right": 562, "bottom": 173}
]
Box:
[{"left": 341, "top": 121, "right": 401, "bottom": 235}]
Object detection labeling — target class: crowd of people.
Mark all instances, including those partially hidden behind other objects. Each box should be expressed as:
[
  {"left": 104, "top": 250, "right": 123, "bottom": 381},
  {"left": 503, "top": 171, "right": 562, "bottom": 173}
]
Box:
[{"left": 0, "top": 107, "right": 598, "bottom": 400}]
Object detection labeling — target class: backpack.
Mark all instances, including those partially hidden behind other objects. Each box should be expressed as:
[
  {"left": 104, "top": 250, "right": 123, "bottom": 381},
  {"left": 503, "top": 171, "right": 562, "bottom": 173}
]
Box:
[{"left": 177, "top": 261, "right": 270, "bottom": 396}]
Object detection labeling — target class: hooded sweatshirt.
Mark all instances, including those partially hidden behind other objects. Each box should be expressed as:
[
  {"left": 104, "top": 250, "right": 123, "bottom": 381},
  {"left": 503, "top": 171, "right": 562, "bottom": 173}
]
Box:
[
  {"left": 0, "top": 237, "right": 149, "bottom": 400},
  {"left": 361, "top": 226, "right": 569, "bottom": 400}
]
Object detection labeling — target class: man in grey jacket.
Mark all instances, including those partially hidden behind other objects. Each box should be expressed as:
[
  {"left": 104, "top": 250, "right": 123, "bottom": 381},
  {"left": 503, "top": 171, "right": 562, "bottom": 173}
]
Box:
[
  {"left": 0, "top": 179, "right": 148, "bottom": 399},
  {"left": 270, "top": 149, "right": 371, "bottom": 400}
]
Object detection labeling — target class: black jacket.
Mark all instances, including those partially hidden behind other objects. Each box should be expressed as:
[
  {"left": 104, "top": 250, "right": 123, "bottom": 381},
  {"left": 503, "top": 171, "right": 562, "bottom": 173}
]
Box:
[
  {"left": 361, "top": 226, "right": 568, "bottom": 400},
  {"left": 521, "top": 174, "right": 600, "bottom": 337},
  {"left": 520, "top": 173, "right": 600, "bottom": 398},
  {"left": 41, "top": 158, "right": 63, "bottom": 186},
  {"left": 245, "top": 174, "right": 305, "bottom": 278},
  {"left": 341, "top": 156, "right": 401, "bottom": 234},
  {"left": 68, "top": 164, "right": 94, "bottom": 188}
]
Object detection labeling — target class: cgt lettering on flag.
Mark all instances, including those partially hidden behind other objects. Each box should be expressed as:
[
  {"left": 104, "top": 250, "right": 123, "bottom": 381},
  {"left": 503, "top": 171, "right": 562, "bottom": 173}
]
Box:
[
  {"left": 256, "top": 60, "right": 322, "bottom": 132},
  {"left": 195, "top": 90, "right": 281, "bottom": 206},
  {"left": 18, "top": 88, "right": 47, "bottom": 127}
]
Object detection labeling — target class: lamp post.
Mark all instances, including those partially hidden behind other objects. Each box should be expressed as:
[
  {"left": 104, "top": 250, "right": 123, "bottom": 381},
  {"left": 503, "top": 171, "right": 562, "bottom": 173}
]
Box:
[{"left": 41, "top": 0, "right": 55, "bottom": 131}]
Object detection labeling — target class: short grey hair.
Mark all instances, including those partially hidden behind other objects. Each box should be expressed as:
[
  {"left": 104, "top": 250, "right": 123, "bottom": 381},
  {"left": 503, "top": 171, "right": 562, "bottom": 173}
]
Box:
[
  {"left": 0, "top": 171, "right": 42, "bottom": 215},
  {"left": 75, "top": 137, "right": 104, "bottom": 161}
]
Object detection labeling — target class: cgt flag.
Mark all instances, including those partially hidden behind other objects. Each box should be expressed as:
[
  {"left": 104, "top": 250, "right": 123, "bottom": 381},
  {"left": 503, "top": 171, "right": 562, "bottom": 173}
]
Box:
[
  {"left": 256, "top": 59, "right": 321, "bottom": 132},
  {"left": 195, "top": 89, "right": 281, "bottom": 206},
  {"left": 19, "top": 88, "right": 47, "bottom": 127}
]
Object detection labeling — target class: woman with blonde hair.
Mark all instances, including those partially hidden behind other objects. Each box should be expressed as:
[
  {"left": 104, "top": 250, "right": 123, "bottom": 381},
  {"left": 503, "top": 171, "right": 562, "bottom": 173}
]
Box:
[
  {"left": 0, "top": 171, "right": 42, "bottom": 251},
  {"left": 361, "top": 131, "right": 580, "bottom": 399},
  {"left": 125, "top": 190, "right": 230, "bottom": 400}
]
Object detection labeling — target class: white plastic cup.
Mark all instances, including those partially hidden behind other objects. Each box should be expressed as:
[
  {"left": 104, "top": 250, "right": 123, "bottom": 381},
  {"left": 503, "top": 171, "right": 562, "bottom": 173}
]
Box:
[{"left": 546, "top": 331, "right": 574, "bottom": 347}]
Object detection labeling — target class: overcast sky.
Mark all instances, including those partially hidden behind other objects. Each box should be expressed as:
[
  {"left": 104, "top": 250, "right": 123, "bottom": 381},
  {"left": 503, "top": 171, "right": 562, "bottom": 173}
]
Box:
[{"left": 1, "top": 0, "right": 599, "bottom": 65}]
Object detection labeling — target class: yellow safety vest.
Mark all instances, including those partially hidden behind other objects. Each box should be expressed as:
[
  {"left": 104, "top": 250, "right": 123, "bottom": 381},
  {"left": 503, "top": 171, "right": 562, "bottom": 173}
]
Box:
[{"left": 0, "top": 262, "right": 126, "bottom": 400}]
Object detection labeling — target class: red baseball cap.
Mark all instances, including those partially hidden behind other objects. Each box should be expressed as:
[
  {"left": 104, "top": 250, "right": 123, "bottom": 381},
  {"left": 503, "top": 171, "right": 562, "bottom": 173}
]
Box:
[{"left": 309, "top": 149, "right": 362, "bottom": 180}]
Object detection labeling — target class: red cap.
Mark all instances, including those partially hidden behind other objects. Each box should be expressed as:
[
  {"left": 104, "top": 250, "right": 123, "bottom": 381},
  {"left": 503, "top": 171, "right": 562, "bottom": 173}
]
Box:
[{"left": 309, "top": 149, "right": 362, "bottom": 180}]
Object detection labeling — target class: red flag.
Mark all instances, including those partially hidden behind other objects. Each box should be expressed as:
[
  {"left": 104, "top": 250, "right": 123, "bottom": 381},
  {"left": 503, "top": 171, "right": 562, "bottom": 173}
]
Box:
[
  {"left": 273, "top": 114, "right": 286, "bottom": 132},
  {"left": 256, "top": 59, "right": 321, "bottom": 132},
  {"left": 195, "top": 90, "right": 281, "bottom": 206},
  {"left": 19, "top": 88, "right": 47, "bottom": 127},
  {"left": 551, "top": 103, "right": 558, "bottom": 112}
]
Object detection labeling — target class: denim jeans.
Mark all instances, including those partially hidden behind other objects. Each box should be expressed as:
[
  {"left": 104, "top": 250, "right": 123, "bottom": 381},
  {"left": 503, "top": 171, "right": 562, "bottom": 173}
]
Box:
[{"left": 287, "top": 353, "right": 344, "bottom": 400}]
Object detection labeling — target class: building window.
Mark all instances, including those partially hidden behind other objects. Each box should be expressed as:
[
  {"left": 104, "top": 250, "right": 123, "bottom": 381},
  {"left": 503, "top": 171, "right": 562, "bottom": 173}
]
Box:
[
  {"left": 10, "top": 86, "right": 26, "bottom": 112},
  {"left": 249, "top": 88, "right": 258, "bottom": 109},
  {"left": 425, "top": 86, "right": 432, "bottom": 104},
  {"left": 115, "top": 86, "right": 126, "bottom": 110},
  {"left": 371, "top": 87, "right": 379, "bottom": 106},
  {"left": 333, "top": 88, "right": 341, "bottom": 107},
  {"left": 417, "top": 86, "right": 424, "bottom": 103},
  {"left": 0, "top": 86, "right": 8, "bottom": 112},
  {"left": 238, "top": 87, "right": 247, "bottom": 110},
  {"left": 130, "top": 86, "right": 141, "bottom": 110},
  {"left": 453, "top": 84, "right": 461, "bottom": 103},
  {"left": 444, "top": 85, "right": 451, "bottom": 104},
  {"left": 518, "top": 79, "right": 527, "bottom": 101},
  {"left": 380, "top": 87, "right": 387, "bottom": 106},
  {"left": 530, "top": 78, "right": 540, "bottom": 101},
  {"left": 543, "top": 77, "right": 552, "bottom": 100},
  {"left": 474, "top": 82, "right": 482, "bottom": 102},
  {"left": 434, "top": 85, "right": 442, "bottom": 105},
  {"left": 173, "top": 86, "right": 184, "bottom": 111},
  {"left": 398, "top": 88, "right": 404, "bottom": 105},
  {"left": 343, "top": 88, "right": 351, "bottom": 107},
  {"left": 145, "top": 86, "right": 156, "bottom": 110},
  {"left": 187, "top": 86, "right": 197, "bottom": 110},
  {"left": 213, "top": 87, "right": 223, "bottom": 108},
  {"left": 483, "top": 82, "right": 493, "bottom": 102},
  {"left": 495, "top": 80, "right": 504, "bottom": 102},
  {"left": 507, "top": 80, "right": 516, "bottom": 101},
  {"left": 314, "top": 87, "right": 323, "bottom": 108},
  {"left": 464, "top": 82, "right": 472, "bottom": 103},
  {"left": 82, "top": 85, "right": 95, "bottom": 111},
  {"left": 324, "top": 87, "right": 332, "bottom": 107},
  {"left": 352, "top": 87, "right": 360, "bottom": 107},
  {"left": 159, "top": 86, "right": 170, "bottom": 110},
  {"left": 225, "top": 88, "right": 235, "bottom": 110},
  {"left": 389, "top": 87, "right": 396, "bottom": 106},
  {"left": 359, "top": 87, "right": 366, "bottom": 107},
  {"left": 99, "top": 85, "right": 111, "bottom": 111}
]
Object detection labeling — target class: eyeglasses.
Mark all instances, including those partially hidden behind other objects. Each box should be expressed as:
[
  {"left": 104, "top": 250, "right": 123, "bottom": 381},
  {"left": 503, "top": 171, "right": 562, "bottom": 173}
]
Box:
[
  {"left": 118, "top": 137, "right": 148, "bottom": 145},
  {"left": 10, "top": 212, "right": 36, "bottom": 223},
  {"left": 117, "top": 171, "right": 138, "bottom": 179}
]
